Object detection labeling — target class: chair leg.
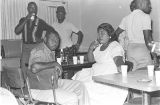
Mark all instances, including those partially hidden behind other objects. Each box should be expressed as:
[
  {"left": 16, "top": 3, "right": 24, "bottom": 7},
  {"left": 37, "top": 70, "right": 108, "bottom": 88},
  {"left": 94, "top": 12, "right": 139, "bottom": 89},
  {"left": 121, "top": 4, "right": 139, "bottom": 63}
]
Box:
[
  {"left": 21, "top": 87, "right": 25, "bottom": 98},
  {"left": 126, "top": 89, "right": 134, "bottom": 103}
]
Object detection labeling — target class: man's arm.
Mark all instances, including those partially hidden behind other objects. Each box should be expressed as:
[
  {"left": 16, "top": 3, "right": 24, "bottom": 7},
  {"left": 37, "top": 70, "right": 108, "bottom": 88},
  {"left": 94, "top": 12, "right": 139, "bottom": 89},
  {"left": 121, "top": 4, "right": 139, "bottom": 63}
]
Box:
[
  {"left": 114, "top": 27, "right": 124, "bottom": 39},
  {"left": 42, "top": 20, "right": 55, "bottom": 32},
  {"left": 31, "top": 61, "right": 62, "bottom": 76},
  {"left": 15, "top": 18, "right": 27, "bottom": 35},
  {"left": 29, "top": 48, "right": 62, "bottom": 76},
  {"left": 76, "top": 31, "right": 83, "bottom": 45},
  {"left": 143, "top": 30, "right": 153, "bottom": 50},
  {"left": 15, "top": 14, "right": 33, "bottom": 35},
  {"left": 143, "top": 30, "right": 158, "bottom": 65}
]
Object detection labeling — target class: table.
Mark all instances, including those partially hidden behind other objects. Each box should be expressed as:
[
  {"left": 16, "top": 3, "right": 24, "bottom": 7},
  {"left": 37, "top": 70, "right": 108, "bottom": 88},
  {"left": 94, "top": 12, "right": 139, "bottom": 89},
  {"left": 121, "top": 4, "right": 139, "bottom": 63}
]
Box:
[
  {"left": 61, "top": 61, "right": 95, "bottom": 79},
  {"left": 92, "top": 70, "right": 160, "bottom": 105},
  {"left": 62, "top": 61, "right": 95, "bottom": 70}
]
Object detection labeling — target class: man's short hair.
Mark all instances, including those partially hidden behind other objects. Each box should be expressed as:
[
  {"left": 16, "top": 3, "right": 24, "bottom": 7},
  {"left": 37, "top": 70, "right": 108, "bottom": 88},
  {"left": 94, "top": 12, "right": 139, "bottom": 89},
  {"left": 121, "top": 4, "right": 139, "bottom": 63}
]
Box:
[
  {"left": 56, "top": 6, "right": 66, "bottom": 14},
  {"left": 45, "top": 29, "right": 60, "bottom": 40},
  {"left": 28, "top": 2, "right": 37, "bottom": 7},
  {"left": 134, "top": 0, "right": 150, "bottom": 11}
]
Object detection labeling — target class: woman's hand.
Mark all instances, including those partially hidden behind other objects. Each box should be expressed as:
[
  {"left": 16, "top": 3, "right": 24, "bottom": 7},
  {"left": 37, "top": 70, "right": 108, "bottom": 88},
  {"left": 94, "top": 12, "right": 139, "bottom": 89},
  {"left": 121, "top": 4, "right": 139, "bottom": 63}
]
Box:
[{"left": 89, "top": 40, "right": 100, "bottom": 51}]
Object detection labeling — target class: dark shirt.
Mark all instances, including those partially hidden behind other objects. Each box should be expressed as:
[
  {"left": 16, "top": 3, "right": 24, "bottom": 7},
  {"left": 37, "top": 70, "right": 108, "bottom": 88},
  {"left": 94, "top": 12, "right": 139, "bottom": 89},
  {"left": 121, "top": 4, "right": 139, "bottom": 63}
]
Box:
[{"left": 16, "top": 16, "right": 54, "bottom": 44}]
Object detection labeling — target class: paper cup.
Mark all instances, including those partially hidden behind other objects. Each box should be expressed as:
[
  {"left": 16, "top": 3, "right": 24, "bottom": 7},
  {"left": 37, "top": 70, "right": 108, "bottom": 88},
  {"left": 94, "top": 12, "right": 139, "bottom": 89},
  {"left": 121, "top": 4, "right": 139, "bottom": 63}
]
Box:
[
  {"left": 73, "top": 56, "right": 78, "bottom": 64},
  {"left": 121, "top": 65, "right": 128, "bottom": 77},
  {"left": 57, "top": 58, "right": 61, "bottom": 65},
  {"left": 147, "top": 65, "right": 154, "bottom": 78},
  {"left": 155, "top": 71, "right": 160, "bottom": 86},
  {"left": 79, "top": 56, "right": 84, "bottom": 64}
]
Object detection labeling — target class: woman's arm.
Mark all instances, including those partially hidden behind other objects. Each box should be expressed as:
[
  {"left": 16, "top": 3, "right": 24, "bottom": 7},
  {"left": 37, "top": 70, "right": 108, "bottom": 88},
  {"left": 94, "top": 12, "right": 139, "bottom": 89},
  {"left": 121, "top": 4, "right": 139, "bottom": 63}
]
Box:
[
  {"left": 113, "top": 56, "right": 125, "bottom": 73},
  {"left": 87, "top": 40, "right": 99, "bottom": 62},
  {"left": 87, "top": 48, "right": 95, "bottom": 62}
]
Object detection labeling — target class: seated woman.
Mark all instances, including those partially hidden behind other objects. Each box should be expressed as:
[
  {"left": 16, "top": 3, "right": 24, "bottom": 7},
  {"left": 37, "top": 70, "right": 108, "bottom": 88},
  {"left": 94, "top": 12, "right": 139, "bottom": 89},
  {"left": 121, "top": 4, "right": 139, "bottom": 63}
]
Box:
[{"left": 72, "top": 23, "right": 128, "bottom": 105}]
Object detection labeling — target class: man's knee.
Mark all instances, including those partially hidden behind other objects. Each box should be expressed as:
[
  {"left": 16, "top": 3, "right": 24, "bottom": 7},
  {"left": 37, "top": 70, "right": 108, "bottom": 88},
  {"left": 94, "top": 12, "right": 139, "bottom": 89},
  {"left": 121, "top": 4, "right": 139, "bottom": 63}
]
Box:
[{"left": 56, "top": 89, "right": 78, "bottom": 105}]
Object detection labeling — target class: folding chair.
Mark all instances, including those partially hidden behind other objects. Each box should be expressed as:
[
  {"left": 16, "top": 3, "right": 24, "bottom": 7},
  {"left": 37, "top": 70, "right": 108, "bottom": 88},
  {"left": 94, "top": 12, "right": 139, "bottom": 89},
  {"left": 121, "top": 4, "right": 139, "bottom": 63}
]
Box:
[{"left": 26, "top": 69, "right": 61, "bottom": 105}]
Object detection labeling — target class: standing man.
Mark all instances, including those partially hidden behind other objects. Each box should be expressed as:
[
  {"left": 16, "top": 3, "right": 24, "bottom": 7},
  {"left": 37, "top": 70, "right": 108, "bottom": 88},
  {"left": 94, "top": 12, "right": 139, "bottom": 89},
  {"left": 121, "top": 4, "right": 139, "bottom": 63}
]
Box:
[
  {"left": 15, "top": 2, "right": 54, "bottom": 79},
  {"left": 52, "top": 6, "right": 83, "bottom": 50},
  {"left": 28, "top": 29, "right": 90, "bottom": 105},
  {"left": 114, "top": 0, "right": 157, "bottom": 70}
]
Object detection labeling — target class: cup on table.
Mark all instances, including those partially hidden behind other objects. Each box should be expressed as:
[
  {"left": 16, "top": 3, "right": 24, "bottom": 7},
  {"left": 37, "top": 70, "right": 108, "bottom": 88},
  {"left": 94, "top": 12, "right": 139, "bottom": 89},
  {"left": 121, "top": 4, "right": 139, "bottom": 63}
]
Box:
[
  {"left": 73, "top": 56, "right": 78, "bottom": 64},
  {"left": 79, "top": 56, "right": 84, "bottom": 64},
  {"left": 155, "top": 71, "right": 160, "bottom": 86},
  {"left": 121, "top": 65, "right": 128, "bottom": 77},
  {"left": 147, "top": 65, "right": 154, "bottom": 78},
  {"left": 57, "top": 58, "right": 61, "bottom": 65}
]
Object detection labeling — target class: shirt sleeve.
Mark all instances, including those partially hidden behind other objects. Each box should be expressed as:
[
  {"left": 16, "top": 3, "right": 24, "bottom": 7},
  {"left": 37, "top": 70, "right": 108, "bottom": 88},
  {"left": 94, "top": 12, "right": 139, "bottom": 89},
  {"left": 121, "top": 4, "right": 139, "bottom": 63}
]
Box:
[
  {"left": 28, "top": 49, "right": 44, "bottom": 69},
  {"left": 70, "top": 23, "right": 79, "bottom": 33},
  {"left": 119, "top": 17, "right": 126, "bottom": 30},
  {"left": 19, "top": 17, "right": 25, "bottom": 24},
  {"left": 111, "top": 43, "right": 124, "bottom": 58},
  {"left": 142, "top": 14, "right": 151, "bottom": 30}
]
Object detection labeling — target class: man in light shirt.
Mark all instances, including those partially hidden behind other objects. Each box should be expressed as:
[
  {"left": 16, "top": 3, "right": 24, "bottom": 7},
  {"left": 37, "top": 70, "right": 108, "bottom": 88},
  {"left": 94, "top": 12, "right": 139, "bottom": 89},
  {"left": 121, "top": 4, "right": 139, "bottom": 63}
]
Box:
[
  {"left": 114, "top": 0, "right": 157, "bottom": 70},
  {"left": 28, "top": 29, "right": 90, "bottom": 105},
  {"left": 52, "top": 6, "right": 83, "bottom": 50}
]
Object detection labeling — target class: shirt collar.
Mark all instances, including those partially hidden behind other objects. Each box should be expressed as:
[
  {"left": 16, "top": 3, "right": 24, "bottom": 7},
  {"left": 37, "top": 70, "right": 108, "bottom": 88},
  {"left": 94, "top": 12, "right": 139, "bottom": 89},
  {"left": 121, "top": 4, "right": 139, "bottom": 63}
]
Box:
[{"left": 133, "top": 9, "right": 144, "bottom": 14}]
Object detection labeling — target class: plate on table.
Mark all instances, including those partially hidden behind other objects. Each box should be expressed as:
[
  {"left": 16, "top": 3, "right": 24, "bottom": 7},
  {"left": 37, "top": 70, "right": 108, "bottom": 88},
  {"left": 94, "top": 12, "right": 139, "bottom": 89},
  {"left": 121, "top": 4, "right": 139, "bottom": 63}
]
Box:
[{"left": 137, "top": 79, "right": 152, "bottom": 83}]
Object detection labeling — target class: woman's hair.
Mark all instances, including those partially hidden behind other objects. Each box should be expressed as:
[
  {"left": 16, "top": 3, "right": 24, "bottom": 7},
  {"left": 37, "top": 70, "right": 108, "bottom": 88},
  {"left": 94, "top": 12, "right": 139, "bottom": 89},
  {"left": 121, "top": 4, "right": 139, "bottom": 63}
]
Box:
[{"left": 97, "top": 23, "right": 117, "bottom": 42}]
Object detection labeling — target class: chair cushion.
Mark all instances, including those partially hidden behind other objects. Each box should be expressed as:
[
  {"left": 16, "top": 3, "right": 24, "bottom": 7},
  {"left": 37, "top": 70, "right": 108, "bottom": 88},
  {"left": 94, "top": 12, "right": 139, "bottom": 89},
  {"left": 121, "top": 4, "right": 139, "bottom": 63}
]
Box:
[{"left": 2, "top": 58, "right": 20, "bottom": 68}]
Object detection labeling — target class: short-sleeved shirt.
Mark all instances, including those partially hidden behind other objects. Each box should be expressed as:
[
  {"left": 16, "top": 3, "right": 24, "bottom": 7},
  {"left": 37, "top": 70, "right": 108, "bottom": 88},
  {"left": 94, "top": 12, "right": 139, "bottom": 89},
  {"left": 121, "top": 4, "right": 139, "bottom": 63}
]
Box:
[
  {"left": 28, "top": 43, "right": 55, "bottom": 69},
  {"left": 119, "top": 9, "right": 151, "bottom": 44},
  {"left": 17, "top": 17, "right": 53, "bottom": 43},
  {"left": 52, "top": 20, "right": 79, "bottom": 49}
]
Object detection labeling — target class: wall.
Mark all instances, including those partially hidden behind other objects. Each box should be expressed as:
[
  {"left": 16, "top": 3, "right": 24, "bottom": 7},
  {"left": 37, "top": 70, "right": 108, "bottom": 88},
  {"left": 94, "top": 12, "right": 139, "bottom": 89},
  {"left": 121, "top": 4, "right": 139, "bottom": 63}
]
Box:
[
  {"left": 1, "top": 0, "right": 65, "bottom": 39},
  {"left": 1, "top": 0, "right": 160, "bottom": 51},
  {"left": 79, "top": 0, "right": 160, "bottom": 51},
  {"left": 150, "top": 0, "right": 160, "bottom": 41}
]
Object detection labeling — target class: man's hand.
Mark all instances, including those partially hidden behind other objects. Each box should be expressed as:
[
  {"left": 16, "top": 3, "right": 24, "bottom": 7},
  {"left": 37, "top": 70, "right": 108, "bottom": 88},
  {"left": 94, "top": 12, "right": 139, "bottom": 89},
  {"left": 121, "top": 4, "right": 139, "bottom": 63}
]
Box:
[
  {"left": 30, "top": 63, "right": 40, "bottom": 73},
  {"left": 74, "top": 43, "right": 80, "bottom": 51},
  {"left": 25, "top": 13, "right": 35, "bottom": 20},
  {"left": 55, "top": 65, "right": 63, "bottom": 78}
]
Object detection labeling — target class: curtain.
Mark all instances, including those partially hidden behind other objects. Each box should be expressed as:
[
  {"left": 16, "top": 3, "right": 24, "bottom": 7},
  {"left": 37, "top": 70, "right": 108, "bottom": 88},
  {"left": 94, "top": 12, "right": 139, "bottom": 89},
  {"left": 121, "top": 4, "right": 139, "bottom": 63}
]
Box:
[{"left": 1, "top": 0, "right": 66, "bottom": 40}]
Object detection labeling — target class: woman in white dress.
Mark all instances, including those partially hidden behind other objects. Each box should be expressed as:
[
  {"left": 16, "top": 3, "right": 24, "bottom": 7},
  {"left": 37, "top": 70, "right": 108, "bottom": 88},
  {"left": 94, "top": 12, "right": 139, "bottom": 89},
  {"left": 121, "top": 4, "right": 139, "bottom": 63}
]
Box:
[{"left": 72, "top": 23, "right": 128, "bottom": 105}]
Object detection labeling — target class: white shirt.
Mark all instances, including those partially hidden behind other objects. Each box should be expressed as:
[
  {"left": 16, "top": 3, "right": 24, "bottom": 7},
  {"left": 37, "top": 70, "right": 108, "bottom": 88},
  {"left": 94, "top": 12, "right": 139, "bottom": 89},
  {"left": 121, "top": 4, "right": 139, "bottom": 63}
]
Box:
[
  {"left": 52, "top": 20, "right": 79, "bottom": 49},
  {"left": 0, "top": 87, "right": 18, "bottom": 105},
  {"left": 119, "top": 9, "right": 151, "bottom": 44}
]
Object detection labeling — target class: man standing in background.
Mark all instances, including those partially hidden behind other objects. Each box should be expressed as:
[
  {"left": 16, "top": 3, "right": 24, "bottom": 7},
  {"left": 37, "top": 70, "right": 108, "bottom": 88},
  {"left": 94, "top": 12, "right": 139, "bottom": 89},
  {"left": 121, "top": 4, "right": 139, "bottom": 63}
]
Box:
[
  {"left": 52, "top": 6, "right": 84, "bottom": 50},
  {"left": 114, "top": 0, "right": 158, "bottom": 70},
  {"left": 15, "top": 2, "right": 54, "bottom": 79}
]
